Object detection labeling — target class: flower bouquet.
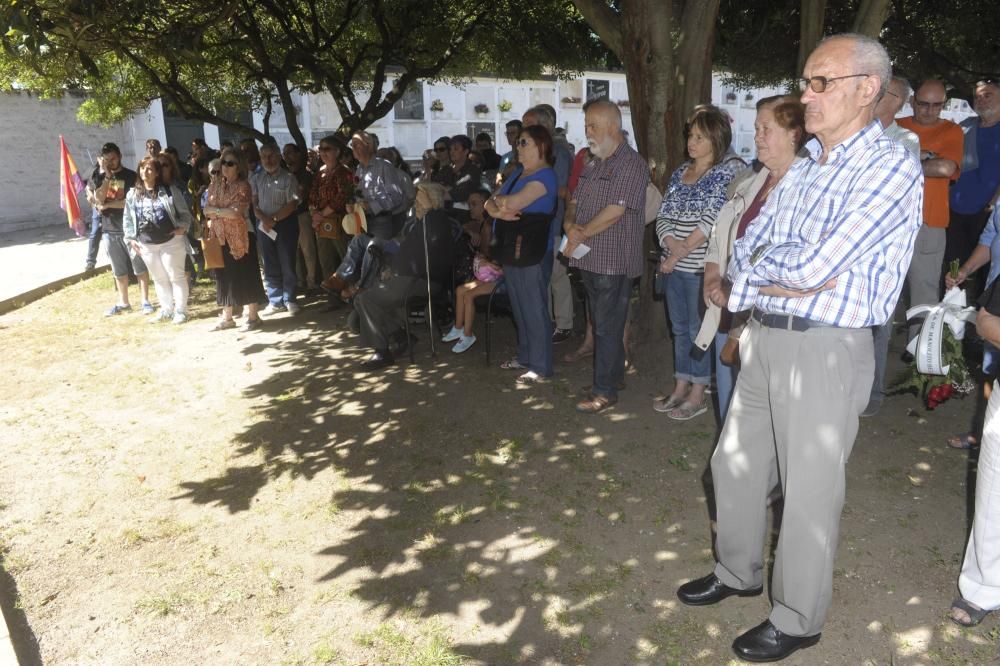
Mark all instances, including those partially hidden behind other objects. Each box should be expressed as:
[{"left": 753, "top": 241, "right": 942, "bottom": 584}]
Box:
[{"left": 891, "top": 262, "right": 977, "bottom": 409}]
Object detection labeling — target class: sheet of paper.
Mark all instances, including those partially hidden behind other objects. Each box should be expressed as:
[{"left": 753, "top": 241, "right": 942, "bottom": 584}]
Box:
[
  {"left": 558, "top": 235, "right": 591, "bottom": 259},
  {"left": 257, "top": 222, "right": 278, "bottom": 240}
]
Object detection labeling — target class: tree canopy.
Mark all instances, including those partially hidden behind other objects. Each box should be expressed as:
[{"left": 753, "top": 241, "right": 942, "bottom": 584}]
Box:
[{"left": 1, "top": 0, "right": 607, "bottom": 145}]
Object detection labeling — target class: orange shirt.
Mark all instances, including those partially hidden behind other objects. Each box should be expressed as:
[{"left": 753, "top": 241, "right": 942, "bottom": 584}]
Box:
[{"left": 898, "top": 117, "right": 964, "bottom": 228}]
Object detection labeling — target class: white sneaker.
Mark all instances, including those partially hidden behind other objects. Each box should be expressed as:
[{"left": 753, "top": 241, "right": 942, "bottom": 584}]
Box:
[
  {"left": 172, "top": 312, "right": 188, "bottom": 325},
  {"left": 442, "top": 326, "right": 463, "bottom": 342},
  {"left": 452, "top": 334, "right": 477, "bottom": 353},
  {"left": 260, "top": 304, "right": 286, "bottom": 316},
  {"left": 150, "top": 309, "right": 173, "bottom": 323}
]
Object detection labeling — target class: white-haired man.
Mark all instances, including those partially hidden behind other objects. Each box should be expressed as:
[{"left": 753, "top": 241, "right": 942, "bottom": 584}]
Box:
[
  {"left": 677, "top": 34, "right": 923, "bottom": 662},
  {"left": 563, "top": 100, "right": 648, "bottom": 413}
]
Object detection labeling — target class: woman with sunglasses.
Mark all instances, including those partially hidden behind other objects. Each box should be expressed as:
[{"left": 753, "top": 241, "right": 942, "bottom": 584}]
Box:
[
  {"left": 204, "top": 148, "right": 265, "bottom": 331},
  {"left": 486, "top": 125, "right": 559, "bottom": 384},
  {"left": 310, "top": 134, "right": 354, "bottom": 283},
  {"left": 122, "top": 157, "right": 193, "bottom": 323}
]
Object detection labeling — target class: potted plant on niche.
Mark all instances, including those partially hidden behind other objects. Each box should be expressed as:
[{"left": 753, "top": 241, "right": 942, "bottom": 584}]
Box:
[
  {"left": 430, "top": 99, "right": 444, "bottom": 118},
  {"left": 617, "top": 99, "right": 630, "bottom": 109},
  {"left": 498, "top": 99, "right": 513, "bottom": 115},
  {"left": 561, "top": 96, "right": 582, "bottom": 106},
  {"left": 474, "top": 103, "right": 490, "bottom": 118}
]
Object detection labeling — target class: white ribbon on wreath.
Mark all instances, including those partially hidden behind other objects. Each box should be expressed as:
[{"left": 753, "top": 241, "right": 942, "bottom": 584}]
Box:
[{"left": 904, "top": 287, "right": 977, "bottom": 376}]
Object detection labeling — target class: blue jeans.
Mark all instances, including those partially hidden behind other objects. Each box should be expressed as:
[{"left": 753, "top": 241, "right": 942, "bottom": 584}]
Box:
[
  {"left": 86, "top": 209, "right": 102, "bottom": 268},
  {"left": 664, "top": 270, "right": 711, "bottom": 385},
  {"left": 257, "top": 217, "right": 300, "bottom": 306},
  {"left": 715, "top": 330, "right": 737, "bottom": 421},
  {"left": 581, "top": 271, "right": 632, "bottom": 399},
  {"left": 505, "top": 262, "right": 553, "bottom": 377}
]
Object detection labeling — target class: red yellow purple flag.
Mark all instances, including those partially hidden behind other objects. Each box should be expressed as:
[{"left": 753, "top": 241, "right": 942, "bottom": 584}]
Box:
[{"left": 59, "top": 135, "right": 86, "bottom": 236}]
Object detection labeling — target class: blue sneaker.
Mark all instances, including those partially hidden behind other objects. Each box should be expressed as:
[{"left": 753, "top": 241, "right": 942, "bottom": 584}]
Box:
[
  {"left": 141, "top": 302, "right": 155, "bottom": 315},
  {"left": 452, "top": 334, "right": 477, "bottom": 353},
  {"left": 105, "top": 304, "right": 132, "bottom": 317},
  {"left": 442, "top": 325, "right": 463, "bottom": 342}
]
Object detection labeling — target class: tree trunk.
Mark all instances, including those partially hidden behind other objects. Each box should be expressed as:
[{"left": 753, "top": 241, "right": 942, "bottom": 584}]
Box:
[
  {"left": 852, "top": 0, "right": 892, "bottom": 37},
  {"left": 574, "top": 0, "right": 721, "bottom": 343},
  {"left": 798, "top": 0, "right": 827, "bottom": 75}
]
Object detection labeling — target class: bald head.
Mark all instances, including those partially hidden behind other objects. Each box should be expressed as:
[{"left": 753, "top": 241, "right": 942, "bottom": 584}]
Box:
[{"left": 913, "top": 79, "right": 947, "bottom": 125}]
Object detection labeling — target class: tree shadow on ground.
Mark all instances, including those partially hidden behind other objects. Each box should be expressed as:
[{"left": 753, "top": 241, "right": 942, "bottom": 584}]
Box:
[
  {"left": 169, "top": 301, "right": 996, "bottom": 663},
  {"left": 169, "top": 302, "right": 734, "bottom": 662}
]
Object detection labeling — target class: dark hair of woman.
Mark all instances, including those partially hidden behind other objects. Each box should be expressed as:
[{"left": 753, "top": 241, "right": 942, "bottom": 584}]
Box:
[{"left": 520, "top": 125, "right": 555, "bottom": 166}]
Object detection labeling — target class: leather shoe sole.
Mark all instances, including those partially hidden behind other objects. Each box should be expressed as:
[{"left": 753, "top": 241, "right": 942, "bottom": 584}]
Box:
[
  {"left": 732, "top": 620, "right": 820, "bottom": 663},
  {"left": 677, "top": 573, "right": 762, "bottom": 606}
]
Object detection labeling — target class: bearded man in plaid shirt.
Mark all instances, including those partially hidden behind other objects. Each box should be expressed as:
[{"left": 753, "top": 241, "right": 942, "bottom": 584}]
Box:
[{"left": 676, "top": 34, "right": 923, "bottom": 662}]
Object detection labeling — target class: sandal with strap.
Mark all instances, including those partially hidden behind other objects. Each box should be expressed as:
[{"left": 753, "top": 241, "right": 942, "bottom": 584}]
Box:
[
  {"left": 653, "top": 394, "right": 686, "bottom": 413},
  {"left": 667, "top": 400, "right": 709, "bottom": 421},
  {"left": 949, "top": 597, "right": 992, "bottom": 627},
  {"left": 947, "top": 432, "right": 979, "bottom": 450},
  {"left": 576, "top": 393, "right": 617, "bottom": 414},
  {"left": 500, "top": 359, "right": 526, "bottom": 371}
]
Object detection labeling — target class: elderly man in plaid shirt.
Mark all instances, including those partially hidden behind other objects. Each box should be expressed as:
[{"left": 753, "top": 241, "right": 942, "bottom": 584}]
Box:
[
  {"left": 563, "top": 100, "right": 649, "bottom": 414},
  {"left": 676, "top": 34, "right": 923, "bottom": 662}
]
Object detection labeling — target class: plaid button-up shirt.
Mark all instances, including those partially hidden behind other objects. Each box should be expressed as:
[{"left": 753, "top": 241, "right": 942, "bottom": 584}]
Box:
[
  {"left": 570, "top": 141, "right": 649, "bottom": 278},
  {"left": 728, "top": 120, "right": 923, "bottom": 328}
]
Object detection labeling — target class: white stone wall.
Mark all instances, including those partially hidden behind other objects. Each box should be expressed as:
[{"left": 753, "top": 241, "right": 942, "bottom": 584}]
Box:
[{"left": 0, "top": 91, "right": 134, "bottom": 233}]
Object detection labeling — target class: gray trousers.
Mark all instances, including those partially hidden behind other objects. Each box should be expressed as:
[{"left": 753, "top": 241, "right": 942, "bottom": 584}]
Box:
[
  {"left": 354, "top": 275, "right": 423, "bottom": 352},
  {"left": 550, "top": 249, "right": 574, "bottom": 330},
  {"left": 906, "top": 225, "right": 946, "bottom": 341},
  {"left": 711, "top": 320, "right": 873, "bottom": 636},
  {"left": 296, "top": 212, "right": 320, "bottom": 288}
]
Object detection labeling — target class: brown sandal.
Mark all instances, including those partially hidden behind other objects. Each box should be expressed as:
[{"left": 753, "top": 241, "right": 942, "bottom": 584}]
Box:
[{"left": 576, "top": 394, "right": 617, "bottom": 413}]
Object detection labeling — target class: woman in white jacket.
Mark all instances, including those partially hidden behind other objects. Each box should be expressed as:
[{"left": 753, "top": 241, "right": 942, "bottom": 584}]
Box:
[
  {"left": 696, "top": 95, "right": 807, "bottom": 421},
  {"left": 123, "top": 156, "right": 193, "bottom": 323}
]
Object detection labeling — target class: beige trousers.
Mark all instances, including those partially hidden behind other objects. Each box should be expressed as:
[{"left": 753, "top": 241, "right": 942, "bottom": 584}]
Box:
[{"left": 710, "top": 319, "right": 873, "bottom": 636}]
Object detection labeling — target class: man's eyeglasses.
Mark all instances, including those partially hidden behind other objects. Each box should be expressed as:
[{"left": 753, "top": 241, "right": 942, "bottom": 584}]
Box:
[
  {"left": 914, "top": 99, "right": 945, "bottom": 110},
  {"left": 221, "top": 160, "right": 238, "bottom": 167},
  {"left": 798, "top": 73, "right": 870, "bottom": 93}
]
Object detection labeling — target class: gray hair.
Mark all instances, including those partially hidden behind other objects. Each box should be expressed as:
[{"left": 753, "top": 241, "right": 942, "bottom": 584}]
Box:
[
  {"left": 585, "top": 99, "right": 623, "bottom": 130},
  {"left": 258, "top": 142, "right": 280, "bottom": 156},
  {"left": 416, "top": 181, "right": 445, "bottom": 210},
  {"left": 529, "top": 105, "right": 556, "bottom": 131},
  {"left": 890, "top": 76, "right": 911, "bottom": 105},
  {"left": 820, "top": 33, "right": 892, "bottom": 100}
]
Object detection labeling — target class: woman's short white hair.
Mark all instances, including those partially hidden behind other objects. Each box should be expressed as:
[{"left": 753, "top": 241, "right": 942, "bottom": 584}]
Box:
[{"left": 416, "top": 181, "right": 445, "bottom": 210}]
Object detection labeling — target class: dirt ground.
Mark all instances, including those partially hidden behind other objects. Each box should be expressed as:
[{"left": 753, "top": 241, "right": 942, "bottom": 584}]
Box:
[{"left": 0, "top": 273, "right": 997, "bottom": 665}]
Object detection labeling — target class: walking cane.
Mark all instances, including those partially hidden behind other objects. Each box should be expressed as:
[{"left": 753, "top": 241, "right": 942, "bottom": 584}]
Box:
[{"left": 421, "top": 213, "right": 436, "bottom": 357}]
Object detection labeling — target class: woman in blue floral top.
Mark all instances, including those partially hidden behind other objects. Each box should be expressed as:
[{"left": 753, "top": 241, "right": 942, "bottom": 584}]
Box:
[{"left": 653, "top": 105, "right": 742, "bottom": 421}]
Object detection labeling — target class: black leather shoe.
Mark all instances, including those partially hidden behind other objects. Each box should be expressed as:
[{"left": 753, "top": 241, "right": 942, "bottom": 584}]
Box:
[
  {"left": 732, "top": 620, "right": 821, "bottom": 663},
  {"left": 677, "top": 573, "right": 762, "bottom": 606},
  {"left": 361, "top": 352, "right": 395, "bottom": 371}
]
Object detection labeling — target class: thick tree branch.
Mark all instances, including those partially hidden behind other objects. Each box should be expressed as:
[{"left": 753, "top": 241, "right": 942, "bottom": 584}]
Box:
[{"left": 572, "top": 0, "right": 624, "bottom": 60}]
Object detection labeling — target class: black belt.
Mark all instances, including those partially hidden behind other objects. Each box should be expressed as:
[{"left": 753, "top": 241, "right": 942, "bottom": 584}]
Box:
[{"left": 751, "top": 308, "right": 830, "bottom": 332}]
